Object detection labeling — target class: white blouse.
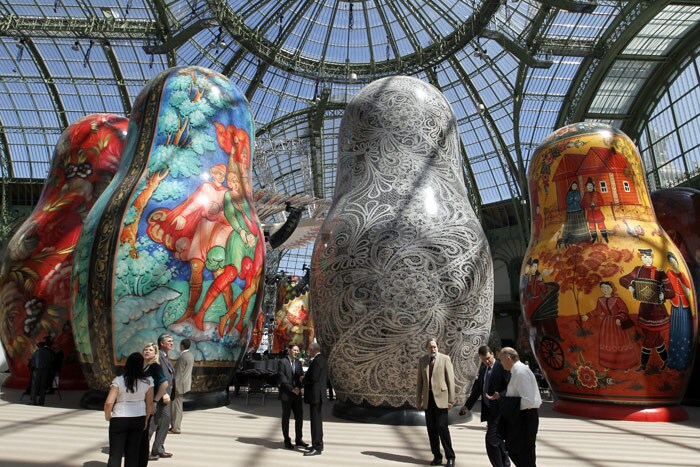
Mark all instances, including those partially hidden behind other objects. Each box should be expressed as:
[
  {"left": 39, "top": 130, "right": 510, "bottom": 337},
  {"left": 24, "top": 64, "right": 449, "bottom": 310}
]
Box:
[{"left": 110, "top": 375, "right": 154, "bottom": 418}]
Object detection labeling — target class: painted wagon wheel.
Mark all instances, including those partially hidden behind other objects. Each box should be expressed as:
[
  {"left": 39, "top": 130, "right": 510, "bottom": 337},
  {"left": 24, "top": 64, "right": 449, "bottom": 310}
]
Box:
[{"left": 539, "top": 336, "right": 565, "bottom": 370}]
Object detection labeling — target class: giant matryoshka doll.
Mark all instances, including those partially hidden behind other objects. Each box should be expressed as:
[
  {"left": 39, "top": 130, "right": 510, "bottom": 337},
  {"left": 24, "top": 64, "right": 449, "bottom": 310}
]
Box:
[
  {"left": 272, "top": 292, "right": 314, "bottom": 353},
  {"left": 523, "top": 122, "right": 697, "bottom": 421},
  {"left": 71, "top": 67, "right": 264, "bottom": 407},
  {"left": 0, "top": 114, "right": 128, "bottom": 390},
  {"left": 311, "top": 76, "right": 493, "bottom": 422},
  {"left": 651, "top": 187, "right": 700, "bottom": 406}
]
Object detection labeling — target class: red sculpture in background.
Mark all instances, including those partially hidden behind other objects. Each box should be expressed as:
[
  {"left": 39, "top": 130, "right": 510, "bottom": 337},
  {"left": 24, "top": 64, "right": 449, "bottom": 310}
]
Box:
[{"left": 0, "top": 114, "right": 128, "bottom": 389}]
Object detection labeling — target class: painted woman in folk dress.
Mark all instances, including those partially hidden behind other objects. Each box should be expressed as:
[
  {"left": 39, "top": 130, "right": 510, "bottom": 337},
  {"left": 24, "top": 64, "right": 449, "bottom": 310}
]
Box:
[
  {"left": 582, "top": 281, "right": 637, "bottom": 370},
  {"left": 665, "top": 252, "right": 693, "bottom": 370},
  {"left": 562, "top": 181, "right": 589, "bottom": 244}
]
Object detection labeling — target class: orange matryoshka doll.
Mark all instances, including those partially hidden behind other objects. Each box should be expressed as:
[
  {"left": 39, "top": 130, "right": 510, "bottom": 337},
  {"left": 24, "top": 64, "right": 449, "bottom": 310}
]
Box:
[{"left": 522, "top": 122, "right": 697, "bottom": 421}]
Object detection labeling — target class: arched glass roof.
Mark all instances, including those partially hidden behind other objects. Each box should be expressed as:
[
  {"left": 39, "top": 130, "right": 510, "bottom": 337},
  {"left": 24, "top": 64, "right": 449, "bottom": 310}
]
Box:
[{"left": 2, "top": 0, "right": 700, "bottom": 273}]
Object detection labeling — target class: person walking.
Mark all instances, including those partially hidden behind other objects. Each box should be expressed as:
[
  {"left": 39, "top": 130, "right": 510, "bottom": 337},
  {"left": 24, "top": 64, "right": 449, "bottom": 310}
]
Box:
[
  {"left": 277, "top": 344, "right": 308, "bottom": 449},
  {"left": 416, "top": 338, "right": 456, "bottom": 467},
  {"left": 29, "top": 337, "right": 54, "bottom": 406},
  {"left": 140, "top": 342, "right": 169, "bottom": 466},
  {"left": 104, "top": 352, "right": 154, "bottom": 467},
  {"left": 170, "top": 339, "right": 194, "bottom": 434},
  {"left": 460, "top": 346, "right": 510, "bottom": 467},
  {"left": 492, "top": 347, "right": 542, "bottom": 467},
  {"left": 303, "top": 342, "right": 328, "bottom": 457},
  {"left": 149, "top": 334, "right": 174, "bottom": 460}
]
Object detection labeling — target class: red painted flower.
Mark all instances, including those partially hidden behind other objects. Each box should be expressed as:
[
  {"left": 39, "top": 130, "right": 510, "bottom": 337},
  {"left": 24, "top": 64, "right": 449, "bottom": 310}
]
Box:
[{"left": 576, "top": 364, "right": 598, "bottom": 389}]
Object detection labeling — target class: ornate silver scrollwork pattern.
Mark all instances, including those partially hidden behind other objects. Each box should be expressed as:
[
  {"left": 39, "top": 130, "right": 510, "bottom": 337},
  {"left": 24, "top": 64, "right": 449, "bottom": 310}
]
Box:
[{"left": 311, "top": 76, "right": 493, "bottom": 407}]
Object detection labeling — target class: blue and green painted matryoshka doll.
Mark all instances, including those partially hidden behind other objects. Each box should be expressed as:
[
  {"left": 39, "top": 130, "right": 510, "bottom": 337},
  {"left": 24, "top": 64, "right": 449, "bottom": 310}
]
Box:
[{"left": 71, "top": 66, "right": 265, "bottom": 407}]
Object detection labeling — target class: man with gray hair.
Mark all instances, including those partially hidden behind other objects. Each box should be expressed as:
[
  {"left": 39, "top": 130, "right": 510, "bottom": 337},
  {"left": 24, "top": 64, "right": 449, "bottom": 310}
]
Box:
[
  {"left": 416, "top": 338, "right": 456, "bottom": 467},
  {"left": 170, "top": 338, "right": 194, "bottom": 434},
  {"left": 490, "top": 347, "right": 541, "bottom": 467},
  {"left": 150, "top": 333, "right": 175, "bottom": 460}
]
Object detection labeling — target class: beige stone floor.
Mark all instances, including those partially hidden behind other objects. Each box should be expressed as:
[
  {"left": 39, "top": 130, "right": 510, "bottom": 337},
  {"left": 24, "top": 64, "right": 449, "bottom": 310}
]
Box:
[{"left": 1, "top": 374, "right": 699, "bottom": 467}]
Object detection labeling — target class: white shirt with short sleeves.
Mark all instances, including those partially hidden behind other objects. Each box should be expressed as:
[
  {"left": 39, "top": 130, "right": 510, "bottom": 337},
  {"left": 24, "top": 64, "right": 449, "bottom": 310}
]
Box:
[
  {"left": 110, "top": 375, "right": 154, "bottom": 418},
  {"left": 505, "top": 361, "right": 542, "bottom": 411}
]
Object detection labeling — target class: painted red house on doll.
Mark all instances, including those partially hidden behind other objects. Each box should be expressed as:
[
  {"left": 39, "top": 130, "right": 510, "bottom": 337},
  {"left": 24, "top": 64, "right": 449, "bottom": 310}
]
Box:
[{"left": 553, "top": 147, "right": 640, "bottom": 211}]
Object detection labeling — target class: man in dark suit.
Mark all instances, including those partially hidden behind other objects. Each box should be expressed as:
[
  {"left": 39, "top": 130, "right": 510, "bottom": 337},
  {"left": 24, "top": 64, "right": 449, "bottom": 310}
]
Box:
[
  {"left": 460, "top": 345, "right": 511, "bottom": 467},
  {"left": 416, "top": 338, "right": 456, "bottom": 467},
  {"left": 29, "top": 337, "right": 54, "bottom": 406},
  {"left": 170, "top": 338, "right": 194, "bottom": 434},
  {"left": 303, "top": 342, "right": 328, "bottom": 456},
  {"left": 278, "top": 343, "right": 308, "bottom": 450},
  {"left": 150, "top": 333, "right": 175, "bottom": 460}
]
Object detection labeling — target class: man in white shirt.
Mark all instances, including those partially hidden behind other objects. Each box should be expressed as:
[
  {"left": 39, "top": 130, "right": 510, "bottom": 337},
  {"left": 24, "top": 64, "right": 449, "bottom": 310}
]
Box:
[{"left": 489, "top": 347, "right": 541, "bottom": 467}]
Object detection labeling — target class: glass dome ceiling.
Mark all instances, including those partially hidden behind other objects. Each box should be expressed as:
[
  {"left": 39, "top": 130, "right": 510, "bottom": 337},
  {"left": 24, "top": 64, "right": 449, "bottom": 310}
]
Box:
[{"left": 2, "top": 1, "right": 700, "bottom": 273}]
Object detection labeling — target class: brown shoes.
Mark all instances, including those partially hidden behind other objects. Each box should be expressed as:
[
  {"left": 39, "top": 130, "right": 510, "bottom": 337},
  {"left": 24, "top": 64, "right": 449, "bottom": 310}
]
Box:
[{"left": 168, "top": 429, "right": 181, "bottom": 434}]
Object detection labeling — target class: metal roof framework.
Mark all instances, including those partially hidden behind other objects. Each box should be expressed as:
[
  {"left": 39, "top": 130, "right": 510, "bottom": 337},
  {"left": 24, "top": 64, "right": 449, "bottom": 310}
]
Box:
[{"left": 1, "top": 0, "right": 700, "bottom": 273}]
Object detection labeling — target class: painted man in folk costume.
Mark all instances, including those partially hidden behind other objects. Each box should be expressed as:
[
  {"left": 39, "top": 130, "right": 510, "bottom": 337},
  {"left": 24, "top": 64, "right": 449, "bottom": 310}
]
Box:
[
  {"left": 191, "top": 123, "right": 265, "bottom": 338},
  {"left": 147, "top": 164, "right": 232, "bottom": 323},
  {"left": 619, "top": 248, "right": 674, "bottom": 372},
  {"left": 582, "top": 177, "right": 608, "bottom": 243}
]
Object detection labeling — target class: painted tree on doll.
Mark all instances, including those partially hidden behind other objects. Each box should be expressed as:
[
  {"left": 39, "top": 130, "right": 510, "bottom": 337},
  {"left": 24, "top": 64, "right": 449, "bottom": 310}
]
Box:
[
  {"left": 120, "top": 70, "right": 235, "bottom": 249},
  {"left": 537, "top": 244, "right": 630, "bottom": 334}
]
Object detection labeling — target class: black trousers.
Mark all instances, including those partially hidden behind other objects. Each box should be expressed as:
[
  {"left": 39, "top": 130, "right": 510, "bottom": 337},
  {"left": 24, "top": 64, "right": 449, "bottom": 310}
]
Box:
[
  {"left": 505, "top": 408, "right": 539, "bottom": 467},
  {"left": 281, "top": 395, "right": 304, "bottom": 443},
  {"left": 30, "top": 368, "right": 51, "bottom": 405},
  {"left": 138, "top": 415, "right": 152, "bottom": 467},
  {"left": 108, "top": 416, "right": 145, "bottom": 467},
  {"left": 484, "top": 409, "right": 510, "bottom": 467},
  {"left": 425, "top": 391, "right": 455, "bottom": 461},
  {"left": 308, "top": 402, "right": 324, "bottom": 451}
]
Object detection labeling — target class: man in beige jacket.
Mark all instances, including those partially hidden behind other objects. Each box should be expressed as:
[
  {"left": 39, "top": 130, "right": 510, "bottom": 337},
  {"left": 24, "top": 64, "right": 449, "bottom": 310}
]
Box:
[
  {"left": 170, "top": 339, "right": 194, "bottom": 434},
  {"left": 416, "top": 338, "right": 456, "bottom": 467}
]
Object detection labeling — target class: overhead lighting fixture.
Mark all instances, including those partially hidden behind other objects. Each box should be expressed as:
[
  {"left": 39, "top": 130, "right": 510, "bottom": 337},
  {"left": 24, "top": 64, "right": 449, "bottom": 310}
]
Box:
[
  {"left": 101, "top": 7, "right": 119, "bottom": 19},
  {"left": 83, "top": 39, "right": 94, "bottom": 68},
  {"left": 71, "top": 40, "right": 80, "bottom": 51}
]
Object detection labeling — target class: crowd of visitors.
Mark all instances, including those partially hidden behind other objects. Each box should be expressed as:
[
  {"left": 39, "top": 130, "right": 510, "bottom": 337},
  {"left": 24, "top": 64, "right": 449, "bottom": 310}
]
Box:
[{"left": 24, "top": 335, "right": 540, "bottom": 467}]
